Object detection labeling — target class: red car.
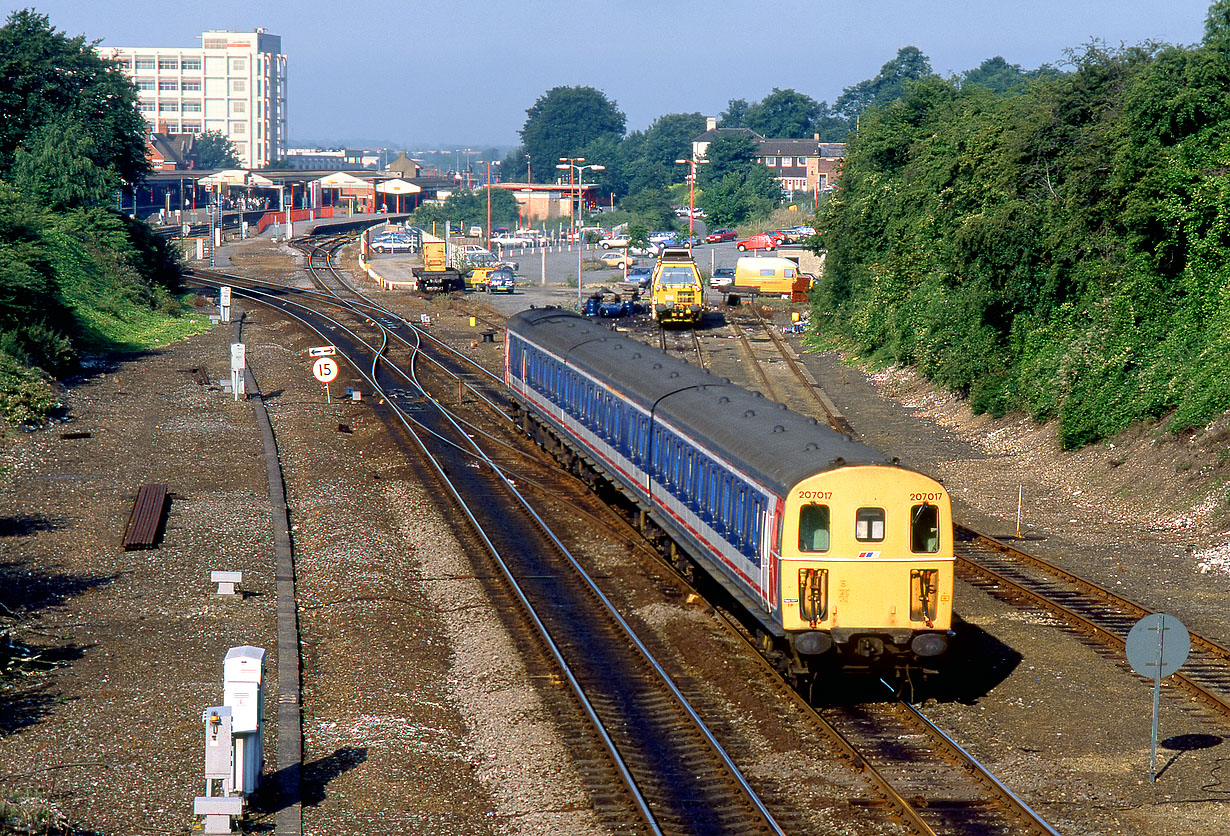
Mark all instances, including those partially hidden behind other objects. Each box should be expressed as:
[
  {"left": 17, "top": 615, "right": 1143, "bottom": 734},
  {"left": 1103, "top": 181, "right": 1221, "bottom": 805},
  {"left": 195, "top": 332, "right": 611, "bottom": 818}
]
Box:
[
  {"left": 764, "top": 229, "right": 790, "bottom": 243},
  {"left": 704, "top": 227, "right": 736, "bottom": 243},
  {"left": 736, "top": 233, "right": 777, "bottom": 251}
]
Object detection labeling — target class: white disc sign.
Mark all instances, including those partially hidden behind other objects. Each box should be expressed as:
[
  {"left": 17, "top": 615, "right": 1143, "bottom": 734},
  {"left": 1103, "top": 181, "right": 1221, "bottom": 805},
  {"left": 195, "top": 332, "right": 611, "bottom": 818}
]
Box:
[
  {"left": 1126, "top": 613, "right": 1190, "bottom": 679},
  {"left": 312, "top": 356, "right": 339, "bottom": 383}
]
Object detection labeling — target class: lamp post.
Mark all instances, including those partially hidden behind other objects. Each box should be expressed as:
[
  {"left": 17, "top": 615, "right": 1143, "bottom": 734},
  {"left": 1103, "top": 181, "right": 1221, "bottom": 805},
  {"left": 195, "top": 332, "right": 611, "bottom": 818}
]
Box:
[
  {"left": 675, "top": 156, "right": 709, "bottom": 253},
  {"left": 478, "top": 160, "right": 497, "bottom": 250},
  {"left": 557, "top": 158, "right": 605, "bottom": 309}
]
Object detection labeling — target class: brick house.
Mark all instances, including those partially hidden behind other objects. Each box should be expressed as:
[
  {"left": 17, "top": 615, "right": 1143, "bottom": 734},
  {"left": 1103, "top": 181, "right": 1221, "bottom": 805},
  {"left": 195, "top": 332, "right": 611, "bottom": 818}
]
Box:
[{"left": 692, "top": 117, "right": 845, "bottom": 196}]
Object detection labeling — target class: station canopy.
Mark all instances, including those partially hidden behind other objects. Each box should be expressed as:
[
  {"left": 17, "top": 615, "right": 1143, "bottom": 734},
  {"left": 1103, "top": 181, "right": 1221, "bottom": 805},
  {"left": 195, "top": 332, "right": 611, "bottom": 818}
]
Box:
[
  {"left": 311, "top": 172, "right": 371, "bottom": 189},
  {"left": 198, "top": 169, "right": 274, "bottom": 188},
  {"left": 376, "top": 178, "right": 421, "bottom": 195}
]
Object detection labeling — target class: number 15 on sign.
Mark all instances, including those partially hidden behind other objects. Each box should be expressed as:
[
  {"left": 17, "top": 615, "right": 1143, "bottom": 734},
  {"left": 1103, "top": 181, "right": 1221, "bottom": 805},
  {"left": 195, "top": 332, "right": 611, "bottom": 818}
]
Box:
[{"left": 312, "top": 356, "right": 339, "bottom": 403}]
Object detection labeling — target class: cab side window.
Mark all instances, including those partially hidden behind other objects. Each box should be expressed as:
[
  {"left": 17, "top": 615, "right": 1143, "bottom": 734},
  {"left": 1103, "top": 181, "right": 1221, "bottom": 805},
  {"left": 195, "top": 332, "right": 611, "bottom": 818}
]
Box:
[
  {"left": 798, "top": 504, "right": 830, "bottom": 552},
  {"left": 855, "top": 507, "right": 885, "bottom": 542},
  {"left": 911, "top": 504, "right": 939, "bottom": 553}
]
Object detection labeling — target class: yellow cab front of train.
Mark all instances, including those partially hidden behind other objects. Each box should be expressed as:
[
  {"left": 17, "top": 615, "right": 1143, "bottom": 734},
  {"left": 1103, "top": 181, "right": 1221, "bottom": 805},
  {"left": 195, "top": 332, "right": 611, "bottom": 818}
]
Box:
[
  {"left": 650, "top": 247, "right": 704, "bottom": 325},
  {"left": 777, "top": 464, "right": 954, "bottom": 667}
]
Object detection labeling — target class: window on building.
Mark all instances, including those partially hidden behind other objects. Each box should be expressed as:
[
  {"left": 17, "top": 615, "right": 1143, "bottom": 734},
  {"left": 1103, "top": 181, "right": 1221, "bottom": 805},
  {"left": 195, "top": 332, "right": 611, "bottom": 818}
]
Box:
[
  {"left": 797, "top": 156, "right": 807, "bottom": 166},
  {"left": 134, "top": 57, "right": 155, "bottom": 71},
  {"left": 182, "top": 80, "right": 201, "bottom": 92},
  {"left": 182, "top": 102, "right": 202, "bottom": 113},
  {"left": 231, "top": 101, "right": 246, "bottom": 114},
  {"left": 231, "top": 79, "right": 246, "bottom": 93},
  {"left": 158, "top": 58, "right": 179, "bottom": 71},
  {"left": 203, "top": 39, "right": 227, "bottom": 50},
  {"left": 230, "top": 122, "right": 246, "bottom": 135},
  {"left": 764, "top": 156, "right": 776, "bottom": 166},
  {"left": 181, "top": 122, "right": 201, "bottom": 133},
  {"left": 137, "top": 102, "right": 154, "bottom": 112},
  {"left": 181, "top": 58, "right": 202, "bottom": 71},
  {"left": 135, "top": 79, "right": 154, "bottom": 91},
  {"left": 159, "top": 102, "right": 178, "bottom": 112},
  {"left": 230, "top": 57, "right": 247, "bottom": 72},
  {"left": 159, "top": 80, "right": 178, "bottom": 92}
]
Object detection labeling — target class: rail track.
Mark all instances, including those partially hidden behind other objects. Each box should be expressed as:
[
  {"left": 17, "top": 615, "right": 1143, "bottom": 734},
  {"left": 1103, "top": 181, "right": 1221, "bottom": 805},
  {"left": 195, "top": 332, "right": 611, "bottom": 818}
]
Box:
[
  {"left": 189, "top": 237, "right": 1072, "bottom": 833},
  {"left": 189, "top": 250, "right": 794, "bottom": 835},
  {"left": 707, "top": 298, "right": 1230, "bottom": 728}
]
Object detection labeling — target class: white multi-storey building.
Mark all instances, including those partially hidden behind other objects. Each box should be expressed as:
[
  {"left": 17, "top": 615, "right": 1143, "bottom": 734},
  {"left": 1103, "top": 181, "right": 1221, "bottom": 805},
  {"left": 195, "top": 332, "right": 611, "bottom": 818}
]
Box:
[{"left": 100, "top": 28, "right": 287, "bottom": 169}]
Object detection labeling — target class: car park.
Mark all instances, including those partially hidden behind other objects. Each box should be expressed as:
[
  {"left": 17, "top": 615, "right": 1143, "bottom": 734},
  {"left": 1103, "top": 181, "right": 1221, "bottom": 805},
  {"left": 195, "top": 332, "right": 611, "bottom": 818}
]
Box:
[
  {"left": 736, "top": 233, "right": 778, "bottom": 251},
  {"left": 704, "top": 228, "right": 736, "bottom": 243}
]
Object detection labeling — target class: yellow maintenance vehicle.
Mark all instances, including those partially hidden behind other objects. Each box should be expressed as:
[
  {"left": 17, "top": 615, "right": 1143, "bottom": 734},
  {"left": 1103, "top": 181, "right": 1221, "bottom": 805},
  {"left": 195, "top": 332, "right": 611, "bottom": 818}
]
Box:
[
  {"left": 412, "top": 241, "right": 464, "bottom": 293},
  {"left": 649, "top": 247, "right": 704, "bottom": 326}
]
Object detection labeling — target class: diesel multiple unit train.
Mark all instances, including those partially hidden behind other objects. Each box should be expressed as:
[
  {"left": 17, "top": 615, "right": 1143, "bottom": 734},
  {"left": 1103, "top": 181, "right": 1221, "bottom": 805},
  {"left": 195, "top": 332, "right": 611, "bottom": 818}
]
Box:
[{"left": 504, "top": 309, "right": 954, "bottom": 674}]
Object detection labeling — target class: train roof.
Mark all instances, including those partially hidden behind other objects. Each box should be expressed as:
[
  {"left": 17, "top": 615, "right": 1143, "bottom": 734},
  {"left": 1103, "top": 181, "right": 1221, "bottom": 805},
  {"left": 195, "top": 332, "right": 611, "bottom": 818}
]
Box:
[{"left": 507, "top": 309, "right": 902, "bottom": 495}]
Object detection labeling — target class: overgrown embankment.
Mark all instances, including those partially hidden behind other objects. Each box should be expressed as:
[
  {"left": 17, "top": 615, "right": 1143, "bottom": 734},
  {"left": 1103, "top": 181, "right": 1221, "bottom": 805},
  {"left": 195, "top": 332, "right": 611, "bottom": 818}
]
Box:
[{"left": 813, "top": 34, "right": 1230, "bottom": 449}]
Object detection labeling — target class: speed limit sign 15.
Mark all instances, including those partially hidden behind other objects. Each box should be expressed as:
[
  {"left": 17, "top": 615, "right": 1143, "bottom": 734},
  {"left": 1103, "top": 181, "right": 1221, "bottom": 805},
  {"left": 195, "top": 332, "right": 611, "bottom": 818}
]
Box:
[{"left": 312, "top": 356, "right": 339, "bottom": 383}]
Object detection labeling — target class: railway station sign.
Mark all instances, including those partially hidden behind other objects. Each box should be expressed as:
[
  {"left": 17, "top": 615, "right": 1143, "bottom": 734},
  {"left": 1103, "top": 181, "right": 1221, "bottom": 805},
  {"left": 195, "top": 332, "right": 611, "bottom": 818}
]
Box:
[{"left": 1126, "top": 613, "right": 1190, "bottom": 782}]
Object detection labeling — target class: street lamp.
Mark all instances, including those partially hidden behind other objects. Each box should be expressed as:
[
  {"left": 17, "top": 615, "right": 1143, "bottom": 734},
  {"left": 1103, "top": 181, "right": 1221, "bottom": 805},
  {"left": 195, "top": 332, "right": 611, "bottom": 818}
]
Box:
[
  {"left": 478, "top": 160, "right": 497, "bottom": 250},
  {"left": 557, "top": 158, "right": 605, "bottom": 309},
  {"left": 675, "top": 156, "right": 709, "bottom": 252}
]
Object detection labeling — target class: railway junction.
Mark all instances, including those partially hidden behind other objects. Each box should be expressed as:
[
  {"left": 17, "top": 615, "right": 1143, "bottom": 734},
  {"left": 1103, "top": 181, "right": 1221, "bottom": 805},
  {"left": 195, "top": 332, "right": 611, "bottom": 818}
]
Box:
[{"left": 1, "top": 228, "right": 1228, "bottom": 835}]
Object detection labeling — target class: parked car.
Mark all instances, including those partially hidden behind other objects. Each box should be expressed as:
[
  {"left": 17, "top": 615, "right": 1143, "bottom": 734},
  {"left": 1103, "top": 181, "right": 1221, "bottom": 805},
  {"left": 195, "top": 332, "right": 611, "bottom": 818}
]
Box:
[
  {"left": 370, "top": 233, "right": 416, "bottom": 254},
  {"left": 492, "top": 233, "right": 534, "bottom": 247},
  {"left": 710, "top": 267, "right": 735, "bottom": 290},
  {"left": 599, "top": 236, "right": 630, "bottom": 249},
  {"left": 704, "top": 228, "right": 737, "bottom": 243},
  {"left": 628, "top": 242, "right": 664, "bottom": 257},
  {"left": 736, "top": 234, "right": 778, "bottom": 252},
  {"left": 599, "top": 251, "right": 635, "bottom": 269},
  {"left": 648, "top": 231, "right": 676, "bottom": 244},
  {"left": 468, "top": 225, "right": 484, "bottom": 237},
  {"left": 669, "top": 234, "right": 701, "bottom": 247},
  {"left": 619, "top": 266, "right": 653, "bottom": 292},
  {"left": 486, "top": 267, "right": 516, "bottom": 293},
  {"left": 764, "top": 229, "right": 790, "bottom": 244}
]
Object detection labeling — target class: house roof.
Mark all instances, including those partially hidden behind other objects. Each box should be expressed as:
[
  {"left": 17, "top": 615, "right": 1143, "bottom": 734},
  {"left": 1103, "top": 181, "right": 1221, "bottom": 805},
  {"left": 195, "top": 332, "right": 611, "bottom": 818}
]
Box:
[
  {"left": 691, "top": 126, "right": 766, "bottom": 143},
  {"left": 757, "top": 139, "right": 847, "bottom": 158}
]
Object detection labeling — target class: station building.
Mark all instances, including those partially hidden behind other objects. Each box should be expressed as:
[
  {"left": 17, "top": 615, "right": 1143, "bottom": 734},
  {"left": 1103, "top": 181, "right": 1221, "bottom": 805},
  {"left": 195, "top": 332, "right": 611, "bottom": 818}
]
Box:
[{"left": 98, "top": 28, "right": 287, "bottom": 169}]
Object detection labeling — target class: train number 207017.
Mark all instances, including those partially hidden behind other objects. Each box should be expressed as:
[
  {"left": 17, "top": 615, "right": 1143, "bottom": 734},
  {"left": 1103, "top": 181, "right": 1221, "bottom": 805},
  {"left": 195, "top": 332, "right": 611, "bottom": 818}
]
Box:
[
  {"left": 796, "top": 490, "right": 832, "bottom": 500},
  {"left": 910, "top": 492, "right": 945, "bottom": 502}
]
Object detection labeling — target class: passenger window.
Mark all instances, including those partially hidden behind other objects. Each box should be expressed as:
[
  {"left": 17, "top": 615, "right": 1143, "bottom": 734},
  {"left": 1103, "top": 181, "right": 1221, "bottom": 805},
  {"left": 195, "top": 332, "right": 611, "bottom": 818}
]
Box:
[
  {"left": 911, "top": 504, "right": 939, "bottom": 553},
  {"left": 855, "top": 508, "right": 885, "bottom": 542},
  {"left": 798, "top": 504, "right": 829, "bottom": 552}
]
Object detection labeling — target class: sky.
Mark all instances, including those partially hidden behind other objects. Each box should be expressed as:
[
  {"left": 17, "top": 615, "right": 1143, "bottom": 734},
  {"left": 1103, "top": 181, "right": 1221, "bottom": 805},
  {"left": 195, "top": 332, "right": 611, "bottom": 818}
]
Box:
[{"left": 6, "top": 0, "right": 1219, "bottom": 150}]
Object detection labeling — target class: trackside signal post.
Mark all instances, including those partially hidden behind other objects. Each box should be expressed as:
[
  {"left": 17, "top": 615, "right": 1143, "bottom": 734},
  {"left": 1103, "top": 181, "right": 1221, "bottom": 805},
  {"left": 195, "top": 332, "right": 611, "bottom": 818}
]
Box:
[
  {"left": 310, "top": 345, "right": 338, "bottom": 403},
  {"left": 1126, "top": 613, "right": 1190, "bottom": 781},
  {"left": 230, "top": 342, "right": 245, "bottom": 401}
]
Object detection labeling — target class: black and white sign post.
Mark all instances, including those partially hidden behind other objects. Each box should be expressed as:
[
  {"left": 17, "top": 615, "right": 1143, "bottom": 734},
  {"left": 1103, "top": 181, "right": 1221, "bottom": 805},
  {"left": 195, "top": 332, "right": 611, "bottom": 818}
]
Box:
[
  {"left": 1126, "top": 613, "right": 1190, "bottom": 781},
  {"left": 310, "top": 346, "right": 338, "bottom": 404},
  {"left": 230, "top": 342, "right": 245, "bottom": 401},
  {"left": 220, "top": 286, "right": 231, "bottom": 323}
]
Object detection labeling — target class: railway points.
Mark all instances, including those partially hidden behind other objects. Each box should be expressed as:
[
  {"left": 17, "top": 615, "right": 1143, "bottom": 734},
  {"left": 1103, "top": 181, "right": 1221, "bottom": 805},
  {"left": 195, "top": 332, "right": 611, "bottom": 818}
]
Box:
[{"left": 6, "top": 227, "right": 1229, "bottom": 835}]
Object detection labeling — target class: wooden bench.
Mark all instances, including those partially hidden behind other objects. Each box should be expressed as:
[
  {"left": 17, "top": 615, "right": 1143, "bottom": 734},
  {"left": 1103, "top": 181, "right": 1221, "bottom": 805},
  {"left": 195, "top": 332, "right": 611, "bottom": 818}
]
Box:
[{"left": 122, "top": 483, "right": 168, "bottom": 550}]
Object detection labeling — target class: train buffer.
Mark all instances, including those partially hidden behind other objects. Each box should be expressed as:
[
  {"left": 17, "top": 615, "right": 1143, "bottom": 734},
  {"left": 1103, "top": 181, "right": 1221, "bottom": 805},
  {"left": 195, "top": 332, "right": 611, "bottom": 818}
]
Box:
[
  {"left": 481, "top": 330, "right": 496, "bottom": 343},
  {"left": 121, "top": 483, "right": 168, "bottom": 550}
]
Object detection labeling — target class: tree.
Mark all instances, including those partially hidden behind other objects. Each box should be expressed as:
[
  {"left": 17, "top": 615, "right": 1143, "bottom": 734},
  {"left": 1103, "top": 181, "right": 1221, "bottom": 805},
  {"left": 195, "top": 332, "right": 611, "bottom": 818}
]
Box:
[
  {"left": 698, "top": 132, "right": 759, "bottom": 185},
  {"left": 835, "top": 46, "right": 935, "bottom": 124},
  {"left": 12, "top": 120, "right": 116, "bottom": 210},
  {"left": 718, "top": 98, "right": 752, "bottom": 128},
  {"left": 961, "top": 56, "right": 1039, "bottom": 95},
  {"left": 745, "top": 88, "right": 822, "bottom": 137},
  {"left": 518, "top": 86, "right": 625, "bottom": 173},
  {"left": 0, "top": 10, "right": 148, "bottom": 184},
  {"left": 194, "top": 130, "right": 241, "bottom": 169}
]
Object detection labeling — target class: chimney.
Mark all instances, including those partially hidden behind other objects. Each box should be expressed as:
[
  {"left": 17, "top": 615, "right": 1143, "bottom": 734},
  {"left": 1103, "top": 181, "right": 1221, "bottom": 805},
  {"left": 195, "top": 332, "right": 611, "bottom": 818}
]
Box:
[
  {"left": 814, "top": 133, "right": 820, "bottom": 141},
  {"left": 706, "top": 116, "right": 717, "bottom": 131}
]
